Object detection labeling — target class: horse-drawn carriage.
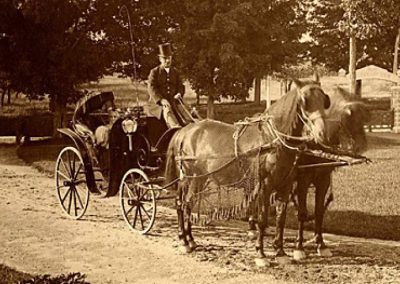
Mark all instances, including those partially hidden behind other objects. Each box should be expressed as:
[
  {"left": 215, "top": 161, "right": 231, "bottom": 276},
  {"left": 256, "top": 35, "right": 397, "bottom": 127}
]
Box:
[
  {"left": 55, "top": 91, "right": 184, "bottom": 233},
  {"left": 55, "top": 79, "right": 370, "bottom": 264}
]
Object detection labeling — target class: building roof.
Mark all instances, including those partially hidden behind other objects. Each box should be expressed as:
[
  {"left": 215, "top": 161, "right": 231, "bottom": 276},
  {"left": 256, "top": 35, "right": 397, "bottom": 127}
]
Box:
[{"left": 352, "top": 65, "right": 400, "bottom": 83}]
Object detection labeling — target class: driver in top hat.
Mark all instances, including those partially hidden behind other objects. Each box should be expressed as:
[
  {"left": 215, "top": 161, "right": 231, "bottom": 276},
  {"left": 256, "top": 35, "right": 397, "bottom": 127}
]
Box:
[{"left": 148, "top": 43, "right": 185, "bottom": 128}]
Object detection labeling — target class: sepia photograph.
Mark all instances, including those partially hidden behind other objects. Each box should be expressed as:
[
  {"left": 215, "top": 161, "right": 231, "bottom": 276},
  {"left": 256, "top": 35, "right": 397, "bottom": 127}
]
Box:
[{"left": 0, "top": 0, "right": 399, "bottom": 283}]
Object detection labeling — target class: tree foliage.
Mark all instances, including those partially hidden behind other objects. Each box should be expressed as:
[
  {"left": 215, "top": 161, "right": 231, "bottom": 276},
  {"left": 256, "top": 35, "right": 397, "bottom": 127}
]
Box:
[
  {"left": 308, "top": 0, "right": 400, "bottom": 71},
  {"left": 0, "top": 0, "right": 113, "bottom": 102},
  {"left": 173, "top": 0, "right": 307, "bottom": 100},
  {"left": 90, "top": 0, "right": 183, "bottom": 81}
]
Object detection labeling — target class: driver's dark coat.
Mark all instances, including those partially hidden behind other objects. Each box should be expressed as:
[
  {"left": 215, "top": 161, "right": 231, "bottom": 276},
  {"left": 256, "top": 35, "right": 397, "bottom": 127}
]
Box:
[{"left": 147, "top": 65, "right": 185, "bottom": 105}]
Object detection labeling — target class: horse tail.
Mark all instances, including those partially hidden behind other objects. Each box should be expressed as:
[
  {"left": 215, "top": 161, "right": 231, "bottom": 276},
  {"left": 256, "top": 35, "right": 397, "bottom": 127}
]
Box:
[{"left": 164, "top": 132, "right": 179, "bottom": 190}]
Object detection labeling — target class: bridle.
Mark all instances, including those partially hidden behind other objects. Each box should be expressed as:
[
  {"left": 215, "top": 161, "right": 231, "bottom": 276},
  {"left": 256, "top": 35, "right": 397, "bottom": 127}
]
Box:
[{"left": 296, "top": 84, "right": 326, "bottom": 142}]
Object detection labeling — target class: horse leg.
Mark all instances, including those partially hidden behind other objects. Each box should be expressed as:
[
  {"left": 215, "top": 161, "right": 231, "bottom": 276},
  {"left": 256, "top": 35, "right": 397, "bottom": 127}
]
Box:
[
  {"left": 176, "top": 182, "right": 190, "bottom": 253},
  {"left": 254, "top": 181, "right": 269, "bottom": 267},
  {"left": 247, "top": 215, "right": 258, "bottom": 240},
  {"left": 293, "top": 175, "right": 312, "bottom": 261},
  {"left": 184, "top": 179, "right": 203, "bottom": 251},
  {"left": 247, "top": 184, "right": 259, "bottom": 240},
  {"left": 314, "top": 172, "right": 333, "bottom": 257},
  {"left": 273, "top": 189, "right": 291, "bottom": 263}
]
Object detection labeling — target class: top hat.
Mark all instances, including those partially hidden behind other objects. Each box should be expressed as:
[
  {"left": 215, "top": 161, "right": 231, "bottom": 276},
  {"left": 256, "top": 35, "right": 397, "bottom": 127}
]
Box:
[{"left": 158, "top": 43, "right": 173, "bottom": 57}]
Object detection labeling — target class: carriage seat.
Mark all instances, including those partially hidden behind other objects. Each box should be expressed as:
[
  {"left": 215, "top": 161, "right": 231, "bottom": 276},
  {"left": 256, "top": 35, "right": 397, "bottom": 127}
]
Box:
[{"left": 74, "top": 122, "right": 96, "bottom": 143}]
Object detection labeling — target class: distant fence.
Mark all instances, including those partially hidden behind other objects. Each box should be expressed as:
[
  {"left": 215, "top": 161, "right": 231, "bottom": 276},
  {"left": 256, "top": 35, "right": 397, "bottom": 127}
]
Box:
[
  {"left": 362, "top": 97, "right": 394, "bottom": 132},
  {"left": 0, "top": 112, "right": 73, "bottom": 144},
  {"left": 196, "top": 101, "right": 267, "bottom": 123}
]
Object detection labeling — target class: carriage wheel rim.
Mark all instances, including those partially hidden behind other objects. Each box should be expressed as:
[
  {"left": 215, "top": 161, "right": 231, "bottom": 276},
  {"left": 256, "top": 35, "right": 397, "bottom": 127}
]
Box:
[
  {"left": 120, "top": 169, "right": 156, "bottom": 234},
  {"left": 55, "top": 147, "right": 90, "bottom": 220}
]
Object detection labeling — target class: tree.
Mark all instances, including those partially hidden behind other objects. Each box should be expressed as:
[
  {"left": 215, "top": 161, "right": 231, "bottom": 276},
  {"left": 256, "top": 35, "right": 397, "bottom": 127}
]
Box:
[
  {"left": 0, "top": 0, "right": 114, "bottom": 135},
  {"left": 308, "top": 0, "right": 380, "bottom": 95},
  {"left": 308, "top": 0, "right": 400, "bottom": 90},
  {"left": 90, "top": 0, "right": 183, "bottom": 81},
  {"left": 173, "top": 0, "right": 307, "bottom": 117}
]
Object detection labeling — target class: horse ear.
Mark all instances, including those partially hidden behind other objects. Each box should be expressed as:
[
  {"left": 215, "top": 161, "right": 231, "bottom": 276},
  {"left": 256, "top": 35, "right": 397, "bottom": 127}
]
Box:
[
  {"left": 344, "top": 107, "right": 352, "bottom": 116},
  {"left": 313, "top": 70, "right": 321, "bottom": 85},
  {"left": 292, "top": 78, "right": 303, "bottom": 88}
]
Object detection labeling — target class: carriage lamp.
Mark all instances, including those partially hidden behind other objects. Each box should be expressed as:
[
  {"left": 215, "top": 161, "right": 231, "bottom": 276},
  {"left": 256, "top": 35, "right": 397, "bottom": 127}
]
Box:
[
  {"left": 122, "top": 119, "right": 138, "bottom": 152},
  {"left": 122, "top": 119, "right": 138, "bottom": 134}
]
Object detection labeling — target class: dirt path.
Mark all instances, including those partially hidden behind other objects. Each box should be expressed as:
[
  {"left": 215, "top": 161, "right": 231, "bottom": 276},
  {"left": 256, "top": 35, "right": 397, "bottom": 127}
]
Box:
[{"left": 1, "top": 144, "right": 400, "bottom": 284}]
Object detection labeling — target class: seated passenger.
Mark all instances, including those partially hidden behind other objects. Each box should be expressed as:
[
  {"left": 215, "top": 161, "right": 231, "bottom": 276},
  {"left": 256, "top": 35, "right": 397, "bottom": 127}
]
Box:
[{"left": 94, "top": 109, "right": 119, "bottom": 149}]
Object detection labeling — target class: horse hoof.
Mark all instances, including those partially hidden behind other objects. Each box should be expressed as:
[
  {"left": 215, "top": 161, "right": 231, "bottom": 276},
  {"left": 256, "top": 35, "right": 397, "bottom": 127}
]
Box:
[
  {"left": 255, "top": 257, "right": 270, "bottom": 267},
  {"left": 247, "top": 230, "right": 257, "bottom": 240},
  {"left": 293, "top": 249, "right": 307, "bottom": 261},
  {"left": 317, "top": 247, "right": 333, "bottom": 257},
  {"left": 276, "top": 255, "right": 292, "bottom": 265},
  {"left": 178, "top": 245, "right": 192, "bottom": 254},
  {"left": 188, "top": 240, "right": 197, "bottom": 250}
]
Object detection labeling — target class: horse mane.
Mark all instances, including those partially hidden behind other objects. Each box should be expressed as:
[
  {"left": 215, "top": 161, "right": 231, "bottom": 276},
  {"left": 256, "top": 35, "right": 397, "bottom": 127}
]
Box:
[
  {"left": 327, "top": 86, "right": 367, "bottom": 118},
  {"left": 264, "top": 86, "right": 300, "bottom": 135}
]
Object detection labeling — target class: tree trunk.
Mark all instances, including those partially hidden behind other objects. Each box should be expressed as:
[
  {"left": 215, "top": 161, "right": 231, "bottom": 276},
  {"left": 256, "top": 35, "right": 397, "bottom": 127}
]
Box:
[
  {"left": 349, "top": 33, "right": 357, "bottom": 96},
  {"left": 393, "top": 27, "right": 400, "bottom": 76},
  {"left": 52, "top": 94, "right": 67, "bottom": 137},
  {"left": 266, "top": 75, "right": 271, "bottom": 109},
  {"left": 207, "top": 95, "right": 215, "bottom": 119},
  {"left": 7, "top": 87, "right": 11, "bottom": 104},
  {"left": 254, "top": 77, "right": 261, "bottom": 105},
  {"left": 1, "top": 88, "right": 5, "bottom": 106}
]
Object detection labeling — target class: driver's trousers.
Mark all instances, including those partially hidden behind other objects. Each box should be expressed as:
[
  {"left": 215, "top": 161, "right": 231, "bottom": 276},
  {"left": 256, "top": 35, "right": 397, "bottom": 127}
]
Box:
[{"left": 162, "top": 104, "right": 181, "bottom": 128}]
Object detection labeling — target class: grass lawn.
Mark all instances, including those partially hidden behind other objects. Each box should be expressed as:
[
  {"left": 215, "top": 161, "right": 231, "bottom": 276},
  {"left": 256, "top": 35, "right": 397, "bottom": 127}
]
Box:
[
  {"left": 16, "top": 132, "right": 400, "bottom": 241},
  {"left": 0, "top": 263, "right": 32, "bottom": 283},
  {"left": 0, "top": 262, "right": 90, "bottom": 284}
]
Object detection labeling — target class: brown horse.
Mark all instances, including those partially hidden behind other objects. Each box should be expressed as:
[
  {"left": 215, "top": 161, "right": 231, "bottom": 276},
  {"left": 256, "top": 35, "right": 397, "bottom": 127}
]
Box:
[
  {"left": 293, "top": 86, "right": 369, "bottom": 260},
  {"left": 164, "top": 78, "right": 330, "bottom": 266}
]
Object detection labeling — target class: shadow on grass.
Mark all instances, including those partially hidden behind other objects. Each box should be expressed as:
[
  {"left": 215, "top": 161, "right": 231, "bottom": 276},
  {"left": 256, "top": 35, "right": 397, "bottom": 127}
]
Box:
[
  {"left": 324, "top": 210, "right": 400, "bottom": 241},
  {"left": 367, "top": 132, "right": 400, "bottom": 147},
  {"left": 284, "top": 207, "right": 400, "bottom": 241},
  {"left": 16, "top": 137, "right": 70, "bottom": 175}
]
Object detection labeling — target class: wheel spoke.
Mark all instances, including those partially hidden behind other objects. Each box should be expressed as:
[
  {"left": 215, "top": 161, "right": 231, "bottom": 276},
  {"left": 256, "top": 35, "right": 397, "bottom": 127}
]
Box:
[
  {"left": 74, "top": 187, "right": 85, "bottom": 209},
  {"left": 139, "top": 203, "right": 152, "bottom": 219},
  {"left": 61, "top": 187, "right": 72, "bottom": 204},
  {"left": 124, "top": 204, "right": 135, "bottom": 216},
  {"left": 57, "top": 170, "right": 71, "bottom": 181},
  {"left": 138, "top": 189, "right": 150, "bottom": 201},
  {"left": 72, "top": 151, "right": 76, "bottom": 174},
  {"left": 124, "top": 183, "right": 135, "bottom": 199},
  {"left": 138, "top": 205, "right": 144, "bottom": 230},
  {"left": 60, "top": 159, "right": 72, "bottom": 179},
  {"left": 73, "top": 187, "right": 78, "bottom": 216},
  {"left": 73, "top": 163, "right": 83, "bottom": 180},
  {"left": 67, "top": 187, "right": 73, "bottom": 214},
  {"left": 132, "top": 206, "right": 139, "bottom": 228},
  {"left": 66, "top": 151, "right": 72, "bottom": 175}
]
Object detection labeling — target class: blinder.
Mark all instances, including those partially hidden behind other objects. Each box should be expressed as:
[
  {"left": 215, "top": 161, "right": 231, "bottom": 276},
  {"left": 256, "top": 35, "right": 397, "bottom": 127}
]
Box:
[{"left": 324, "top": 93, "right": 331, "bottom": 109}]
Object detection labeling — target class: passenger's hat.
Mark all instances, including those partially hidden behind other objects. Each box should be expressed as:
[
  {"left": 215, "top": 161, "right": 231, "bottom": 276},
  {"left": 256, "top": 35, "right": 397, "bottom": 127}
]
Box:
[{"left": 158, "top": 43, "right": 173, "bottom": 57}]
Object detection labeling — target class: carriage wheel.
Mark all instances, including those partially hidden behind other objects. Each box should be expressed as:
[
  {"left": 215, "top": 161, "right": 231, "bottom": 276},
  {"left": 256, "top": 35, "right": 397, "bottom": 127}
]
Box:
[
  {"left": 120, "top": 169, "right": 156, "bottom": 234},
  {"left": 55, "top": 146, "right": 90, "bottom": 220}
]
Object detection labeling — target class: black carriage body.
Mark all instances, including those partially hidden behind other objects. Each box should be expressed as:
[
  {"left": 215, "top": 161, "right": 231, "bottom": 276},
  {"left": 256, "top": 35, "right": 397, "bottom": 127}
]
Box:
[{"left": 58, "top": 91, "right": 179, "bottom": 197}]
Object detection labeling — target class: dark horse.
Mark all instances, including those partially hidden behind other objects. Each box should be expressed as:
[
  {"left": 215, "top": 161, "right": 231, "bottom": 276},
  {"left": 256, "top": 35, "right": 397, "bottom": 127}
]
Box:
[
  {"left": 164, "top": 78, "right": 330, "bottom": 266},
  {"left": 293, "top": 86, "right": 369, "bottom": 260}
]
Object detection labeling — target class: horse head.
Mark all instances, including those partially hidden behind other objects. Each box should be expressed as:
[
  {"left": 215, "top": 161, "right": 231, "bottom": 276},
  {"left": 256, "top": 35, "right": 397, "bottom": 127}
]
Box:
[
  {"left": 291, "top": 77, "right": 330, "bottom": 144},
  {"left": 325, "top": 87, "right": 369, "bottom": 154}
]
